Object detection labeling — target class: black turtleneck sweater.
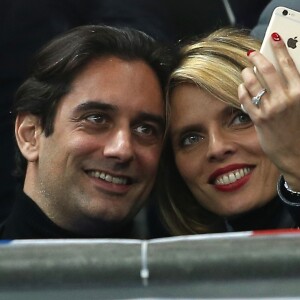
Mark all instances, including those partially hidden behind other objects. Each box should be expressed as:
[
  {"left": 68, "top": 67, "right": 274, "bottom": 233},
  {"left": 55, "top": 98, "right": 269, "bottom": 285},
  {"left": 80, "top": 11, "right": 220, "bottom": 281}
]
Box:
[
  {"left": 0, "top": 191, "right": 135, "bottom": 240},
  {"left": 2, "top": 176, "right": 300, "bottom": 239},
  {"left": 224, "top": 176, "right": 300, "bottom": 232},
  {"left": 224, "top": 196, "right": 296, "bottom": 232}
]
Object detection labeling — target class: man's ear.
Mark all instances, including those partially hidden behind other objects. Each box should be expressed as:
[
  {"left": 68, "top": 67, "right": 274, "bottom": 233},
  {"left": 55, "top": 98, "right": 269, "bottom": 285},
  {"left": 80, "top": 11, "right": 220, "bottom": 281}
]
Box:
[{"left": 15, "top": 113, "right": 42, "bottom": 162}]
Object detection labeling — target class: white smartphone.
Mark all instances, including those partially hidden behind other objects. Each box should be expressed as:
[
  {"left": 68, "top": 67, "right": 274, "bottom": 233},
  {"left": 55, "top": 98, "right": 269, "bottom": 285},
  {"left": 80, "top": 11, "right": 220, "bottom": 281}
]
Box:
[{"left": 260, "top": 6, "right": 300, "bottom": 73}]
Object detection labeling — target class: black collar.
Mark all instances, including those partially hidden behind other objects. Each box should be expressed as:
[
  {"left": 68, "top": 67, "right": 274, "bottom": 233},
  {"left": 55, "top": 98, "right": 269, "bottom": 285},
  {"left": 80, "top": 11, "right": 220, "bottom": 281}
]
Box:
[
  {"left": 224, "top": 197, "right": 296, "bottom": 232},
  {"left": 0, "top": 190, "right": 135, "bottom": 239}
]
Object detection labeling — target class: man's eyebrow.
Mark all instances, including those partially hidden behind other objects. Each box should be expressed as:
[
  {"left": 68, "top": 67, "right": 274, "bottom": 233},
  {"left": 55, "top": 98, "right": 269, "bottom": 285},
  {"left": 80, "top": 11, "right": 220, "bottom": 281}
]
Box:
[
  {"left": 72, "top": 100, "right": 165, "bottom": 127},
  {"left": 73, "top": 101, "right": 118, "bottom": 114},
  {"left": 138, "top": 112, "right": 165, "bottom": 128}
]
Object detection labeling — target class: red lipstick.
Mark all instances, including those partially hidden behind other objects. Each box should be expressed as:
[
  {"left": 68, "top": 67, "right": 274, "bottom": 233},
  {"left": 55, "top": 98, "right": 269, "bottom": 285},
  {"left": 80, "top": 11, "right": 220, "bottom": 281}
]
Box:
[{"left": 209, "top": 164, "right": 254, "bottom": 192}]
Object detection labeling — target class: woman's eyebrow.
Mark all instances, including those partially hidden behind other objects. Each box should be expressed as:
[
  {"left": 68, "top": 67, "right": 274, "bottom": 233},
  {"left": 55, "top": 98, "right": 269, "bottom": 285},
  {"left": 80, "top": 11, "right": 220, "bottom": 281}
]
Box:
[
  {"left": 223, "top": 105, "right": 238, "bottom": 116},
  {"left": 171, "top": 123, "right": 204, "bottom": 139}
]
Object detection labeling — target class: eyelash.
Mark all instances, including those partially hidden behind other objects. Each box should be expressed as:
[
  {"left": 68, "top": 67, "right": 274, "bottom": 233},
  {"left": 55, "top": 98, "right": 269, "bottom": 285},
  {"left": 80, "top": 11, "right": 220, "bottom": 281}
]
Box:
[
  {"left": 135, "top": 124, "right": 152, "bottom": 134},
  {"left": 230, "top": 111, "right": 252, "bottom": 126},
  {"left": 180, "top": 133, "right": 203, "bottom": 147},
  {"left": 134, "top": 124, "right": 161, "bottom": 139},
  {"left": 178, "top": 112, "right": 251, "bottom": 148},
  {"left": 81, "top": 112, "right": 107, "bottom": 123},
  {"left": 77, "top": 114, "right": 161, "bottom": 139}
]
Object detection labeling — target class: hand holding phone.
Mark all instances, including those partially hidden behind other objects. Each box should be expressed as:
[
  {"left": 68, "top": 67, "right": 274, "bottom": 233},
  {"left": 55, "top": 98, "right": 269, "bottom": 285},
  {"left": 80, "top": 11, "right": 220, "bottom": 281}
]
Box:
[{"left": 260, "top": 6, "right": 300, "bottom": 73}]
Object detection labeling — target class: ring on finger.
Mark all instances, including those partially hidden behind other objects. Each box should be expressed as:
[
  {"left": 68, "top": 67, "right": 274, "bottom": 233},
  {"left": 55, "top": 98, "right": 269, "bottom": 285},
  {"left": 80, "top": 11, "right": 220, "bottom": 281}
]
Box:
[{"left": 251, "top": 88, "right": 267, "bottom": 107}]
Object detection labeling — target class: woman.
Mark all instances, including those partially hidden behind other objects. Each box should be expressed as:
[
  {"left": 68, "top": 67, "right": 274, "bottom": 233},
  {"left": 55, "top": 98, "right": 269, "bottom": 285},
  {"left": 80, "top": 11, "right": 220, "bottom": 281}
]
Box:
[{"left": 159, "top": 28, "right": 300, "bottom": 235}]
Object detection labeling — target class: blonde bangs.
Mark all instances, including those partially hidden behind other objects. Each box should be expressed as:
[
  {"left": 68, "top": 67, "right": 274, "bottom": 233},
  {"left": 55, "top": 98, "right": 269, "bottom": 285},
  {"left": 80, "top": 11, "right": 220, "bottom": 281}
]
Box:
[{"left": 169, "top": 28, "right": 261, "bottom": 108}]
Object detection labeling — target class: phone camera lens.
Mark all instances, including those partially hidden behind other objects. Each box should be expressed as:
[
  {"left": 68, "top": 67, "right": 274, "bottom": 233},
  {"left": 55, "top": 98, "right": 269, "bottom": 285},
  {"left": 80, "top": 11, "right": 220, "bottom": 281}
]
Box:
[{"left": 282, "top": 9, "right": 288, "bottom": 16}]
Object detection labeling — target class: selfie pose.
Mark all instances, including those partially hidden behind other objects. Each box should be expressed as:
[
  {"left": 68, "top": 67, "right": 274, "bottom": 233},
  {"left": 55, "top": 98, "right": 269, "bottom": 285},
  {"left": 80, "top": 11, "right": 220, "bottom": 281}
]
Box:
[{"left": 159, "top": 27, "right": 300, "bottom": 235}]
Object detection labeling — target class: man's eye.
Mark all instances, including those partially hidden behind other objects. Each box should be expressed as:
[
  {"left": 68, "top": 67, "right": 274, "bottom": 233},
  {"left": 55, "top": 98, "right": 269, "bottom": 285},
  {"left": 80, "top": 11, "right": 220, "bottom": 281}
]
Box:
[
  {"left": 181, "top": 134, "right": 202, "bottom": 146},
  {"left": 86, "top": 114, "right": 106, "bottom": 124},
  {"left": 135, "top": 125, "right": 155, "bottom": 135}
]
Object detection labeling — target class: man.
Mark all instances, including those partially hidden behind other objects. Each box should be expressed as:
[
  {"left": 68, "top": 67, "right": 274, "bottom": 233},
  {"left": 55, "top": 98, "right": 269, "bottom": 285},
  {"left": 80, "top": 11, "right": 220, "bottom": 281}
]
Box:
[
  {"left": 0, "top": 25, "right": 173, "bottom": 239},
  {"left": 0, "top": 1, "right": 175, "bottom": 224}
]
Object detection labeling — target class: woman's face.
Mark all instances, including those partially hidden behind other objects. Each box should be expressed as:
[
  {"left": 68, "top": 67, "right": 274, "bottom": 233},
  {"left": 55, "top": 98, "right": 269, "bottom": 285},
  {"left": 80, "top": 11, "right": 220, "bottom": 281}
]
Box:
[{"left": 170, "top": 84, "right": 279, "bottom": 217}]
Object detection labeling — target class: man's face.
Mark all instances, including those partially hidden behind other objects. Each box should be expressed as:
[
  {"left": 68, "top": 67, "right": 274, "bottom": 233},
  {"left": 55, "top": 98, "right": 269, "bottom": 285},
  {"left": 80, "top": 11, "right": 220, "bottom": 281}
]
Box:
[{"left": 27, "top": 56, "right": 165, "bottom": 235}]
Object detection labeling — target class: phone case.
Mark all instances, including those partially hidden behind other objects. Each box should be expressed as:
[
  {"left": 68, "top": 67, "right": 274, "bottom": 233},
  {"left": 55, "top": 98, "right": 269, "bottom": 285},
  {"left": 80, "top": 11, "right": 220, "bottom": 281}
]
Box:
[{"left": 260, "top": 6, "right": 300, "bottom": 73}]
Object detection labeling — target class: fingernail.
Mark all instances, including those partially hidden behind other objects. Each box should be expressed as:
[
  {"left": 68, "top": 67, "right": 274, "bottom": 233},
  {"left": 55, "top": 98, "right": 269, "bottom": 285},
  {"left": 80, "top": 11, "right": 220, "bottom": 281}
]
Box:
[
  {"left": 247, "top": 49, "right": 255, "bottom": 56},
  {"left": 240, "top": 104, "right": 248, "bottom": 114},
  {"left": 271, "top": 32, "right": 281, "bottom": 41}
]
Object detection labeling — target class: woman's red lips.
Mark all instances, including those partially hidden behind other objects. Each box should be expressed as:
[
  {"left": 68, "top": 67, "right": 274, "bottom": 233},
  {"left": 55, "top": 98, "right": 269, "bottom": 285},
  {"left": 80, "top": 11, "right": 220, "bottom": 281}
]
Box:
[
  {"left": 208, "top": 164, "right": 254, "bottom": 192},
  {"left": 209, "top": 164, "right": 253, "bottom": 183}
]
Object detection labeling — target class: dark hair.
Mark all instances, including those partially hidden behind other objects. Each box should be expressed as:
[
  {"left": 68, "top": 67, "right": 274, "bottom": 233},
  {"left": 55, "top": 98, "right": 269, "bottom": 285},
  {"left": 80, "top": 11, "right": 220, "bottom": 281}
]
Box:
[{"left": 13, "top": 24, "right": 174, "bottom": 178}]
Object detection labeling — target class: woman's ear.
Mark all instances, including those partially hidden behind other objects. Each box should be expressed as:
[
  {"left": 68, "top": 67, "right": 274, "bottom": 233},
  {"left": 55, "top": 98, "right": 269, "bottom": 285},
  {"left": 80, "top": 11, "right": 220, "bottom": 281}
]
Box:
[{"left": 15, "top": 113, "right": 42, "bottom": 162}]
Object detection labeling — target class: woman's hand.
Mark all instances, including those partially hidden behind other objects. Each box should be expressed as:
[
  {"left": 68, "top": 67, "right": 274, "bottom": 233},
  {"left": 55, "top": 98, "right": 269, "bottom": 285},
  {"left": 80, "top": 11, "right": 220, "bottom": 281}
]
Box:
[{"left": 238, "top": 32, "right": 300, "bottom": 190}]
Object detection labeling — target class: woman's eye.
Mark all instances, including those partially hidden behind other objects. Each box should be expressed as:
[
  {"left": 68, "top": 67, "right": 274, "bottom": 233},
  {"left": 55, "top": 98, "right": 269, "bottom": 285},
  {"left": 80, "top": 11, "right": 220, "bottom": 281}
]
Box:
[
  {"left": 231, "top": 112, "right": 252, "bottom": 126},
  {"left": 181, "top": 134, "right": 202, "bottom": 146}
]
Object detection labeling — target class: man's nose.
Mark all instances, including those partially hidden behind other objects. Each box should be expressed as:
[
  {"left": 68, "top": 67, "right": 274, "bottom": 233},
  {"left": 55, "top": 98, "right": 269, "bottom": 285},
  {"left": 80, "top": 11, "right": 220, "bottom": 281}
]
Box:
[
  {"left": 103, "top": 128, "right": 134, "bottom": 162},
  {"left": 206, "top": 129, "right": 236, "bottom": 162}
]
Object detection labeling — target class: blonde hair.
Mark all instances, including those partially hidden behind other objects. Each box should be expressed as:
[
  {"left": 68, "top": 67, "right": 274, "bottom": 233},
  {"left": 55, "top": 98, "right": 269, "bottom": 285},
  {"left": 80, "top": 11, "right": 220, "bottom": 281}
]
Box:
[
  {"left": 169, "top": 27, "right": 261, "bottom": 107},
  {"left": 159, "top": 28, "right": 262, "bottom": 235}
]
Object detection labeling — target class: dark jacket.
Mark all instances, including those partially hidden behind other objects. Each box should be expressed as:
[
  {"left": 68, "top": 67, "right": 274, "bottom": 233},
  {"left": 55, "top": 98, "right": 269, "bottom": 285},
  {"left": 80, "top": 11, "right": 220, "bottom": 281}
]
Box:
[
  {"left": 225, "top": 176, "right": 300, "bottom": 232},
  {"left": 277, "top": 175, "right": 300, "bottom": 225},
  {"left": 0, "top": 191, "right": 135, "bottom": 239}
]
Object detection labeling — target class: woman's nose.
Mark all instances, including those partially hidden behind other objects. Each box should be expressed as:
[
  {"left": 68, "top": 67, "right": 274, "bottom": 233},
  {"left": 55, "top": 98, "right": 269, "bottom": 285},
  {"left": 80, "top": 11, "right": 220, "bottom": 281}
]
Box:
[{"left": 206, "top": 129, "right": 236, "bottom": 162}]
